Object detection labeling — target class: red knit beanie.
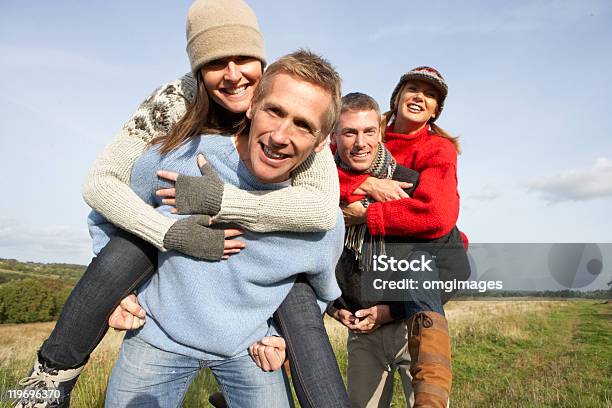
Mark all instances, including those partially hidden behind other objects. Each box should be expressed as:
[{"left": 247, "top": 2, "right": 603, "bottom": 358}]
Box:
[{"left": 389, "top": 66, "right": 448, "bottom": 122}]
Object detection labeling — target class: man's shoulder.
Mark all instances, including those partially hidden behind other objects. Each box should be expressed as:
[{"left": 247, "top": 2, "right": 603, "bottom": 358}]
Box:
[
  {"left": 318, "top": 210, "right": 345, "bottom": 245},
  {"left": 280, "top": 210, "right": 344, "bottom": 243}
]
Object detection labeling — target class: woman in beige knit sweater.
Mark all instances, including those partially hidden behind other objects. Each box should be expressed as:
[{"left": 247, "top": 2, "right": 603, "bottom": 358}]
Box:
[{"left": 16, "top": 1, "right": 350, "bottom": 408}]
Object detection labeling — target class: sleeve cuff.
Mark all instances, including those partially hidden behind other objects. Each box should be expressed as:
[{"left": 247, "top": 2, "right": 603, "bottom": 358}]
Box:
[
  {"left": 387, "top": 302, "right": 408, "bottom": 320},
  {"left": 366, "top": 202, "right": 385, "bottom": 236},
  {"left": 214, "top": 184, "right": 259, "bottom": 225}
]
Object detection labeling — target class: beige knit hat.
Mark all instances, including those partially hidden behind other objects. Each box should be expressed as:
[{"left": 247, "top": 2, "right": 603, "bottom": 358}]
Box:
[{"left": 186, "top": 0, "right": 266, "bottom": 75}]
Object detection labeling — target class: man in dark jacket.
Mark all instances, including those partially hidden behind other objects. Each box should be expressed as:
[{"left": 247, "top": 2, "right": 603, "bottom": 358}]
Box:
[{"left": 328, "top": 92, "right": 469, "bottom": 408}]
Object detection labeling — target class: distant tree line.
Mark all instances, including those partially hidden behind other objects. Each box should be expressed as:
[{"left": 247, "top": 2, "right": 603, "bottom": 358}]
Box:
[
  {"left": 455, "top": 289, "right": 611, "bottom": 300},
  {"left": 0, "top": 258, "right": 84, "bottom": 284}
]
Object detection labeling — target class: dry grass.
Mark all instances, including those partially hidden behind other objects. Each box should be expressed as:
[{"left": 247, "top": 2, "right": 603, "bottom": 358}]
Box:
[
  {"left": 445, "top": 299, "right": 565, "bottom": 338},
  {"left": 0, "top": 322, "right": 124, "bottom": 407}
]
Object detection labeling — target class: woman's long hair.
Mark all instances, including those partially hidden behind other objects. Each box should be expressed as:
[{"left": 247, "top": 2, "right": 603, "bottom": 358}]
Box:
[
  {"left": 151, "top": 73, "right": 244, "bottom": 155},
  {"left": 380, "top": 110, "right": 461, "bottom": 154}
]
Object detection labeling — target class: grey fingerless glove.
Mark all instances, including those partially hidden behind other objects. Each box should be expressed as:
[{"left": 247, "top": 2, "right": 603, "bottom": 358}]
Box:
[
  {"left": 175, "top": 161, "right": 224, "bottom": 216},
  {"left": 163, "top": 215, "right": 224, "bottom": 261}
]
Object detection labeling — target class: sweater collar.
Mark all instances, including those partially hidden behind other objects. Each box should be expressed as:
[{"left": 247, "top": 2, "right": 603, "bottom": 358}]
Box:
[{"left": 385, "top": 122, "right": 431, "bottom": 142}]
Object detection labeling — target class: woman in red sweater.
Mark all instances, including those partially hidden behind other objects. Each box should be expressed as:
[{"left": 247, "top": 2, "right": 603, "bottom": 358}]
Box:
[
  {"left": 340, "top": 67, "right": 462, "bottom": 240},
  {"left": 339, "top": 66, "right": 465, "bottom": 408}
]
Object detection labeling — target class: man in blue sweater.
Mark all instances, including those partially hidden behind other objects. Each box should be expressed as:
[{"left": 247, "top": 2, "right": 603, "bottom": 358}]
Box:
[{"left": 95, "top": 51, "right": 345, "bottom": 408}]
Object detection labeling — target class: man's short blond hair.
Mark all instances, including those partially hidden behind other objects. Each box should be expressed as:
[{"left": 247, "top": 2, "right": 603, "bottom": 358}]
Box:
[{"left": 251, "top": 49, "right": 342, "bottom": 138}]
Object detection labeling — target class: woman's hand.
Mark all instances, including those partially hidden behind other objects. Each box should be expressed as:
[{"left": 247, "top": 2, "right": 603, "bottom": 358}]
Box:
[
  {"left": 248, "top": 336, "right": 287, "bottom": 372},
  {"left": 108, "top": 293, "right": 146, "bottom": 330},
  {"left": 163, "top": 215, "right": 246, "bottom": 260},
  {"left": 354, "top": 177, "right": 412, "bottom": 202},
  {"left": 156, "top": 154, "right": 224, "bottom": 216},
  {"left": 220, "top": 228, "right": 246, "bottom": 259},
  {"left": 341, "top": 201, "right": 368, "bottom": 226}
]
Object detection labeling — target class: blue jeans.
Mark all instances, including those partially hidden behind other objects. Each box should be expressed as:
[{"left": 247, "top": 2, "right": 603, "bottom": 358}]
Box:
[{"left": 105, "top": 334, "right": 293, "bottom": 408}]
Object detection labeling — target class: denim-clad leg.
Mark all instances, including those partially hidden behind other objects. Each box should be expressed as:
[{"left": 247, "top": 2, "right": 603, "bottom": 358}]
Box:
[
  {"left": 210, "top": 354, "right": 293, "bottom": 408},
  {"left": 273, "top": 275, "right": 351, "bottom": 408},
  {"left": 106, "top": 334, "right": 292, "bottom": 408},
  {"left": 105, "top": 334, "right": 201, "bottom": 408},
  {"left": 39, "top": 230, "right": 157, "bottom": 369}
]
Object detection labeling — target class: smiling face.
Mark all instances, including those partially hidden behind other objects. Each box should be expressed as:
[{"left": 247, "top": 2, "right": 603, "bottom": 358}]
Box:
[
  {"left": 394, "top": 80, "right": 440, "bottom": 134},
  {"left": 334, "top": 109, "right": 381, "bottom": 173},
  {"left": 241, "top": 73, "right": 330, "bottom": 184},
  {"left": 201, "top": 56, "right": 263, "bottom": 113}
]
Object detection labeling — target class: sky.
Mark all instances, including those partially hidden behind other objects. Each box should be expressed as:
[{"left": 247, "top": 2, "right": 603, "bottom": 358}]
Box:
[{"left": 0, "top": 1, "right": 610, "bottom": 289}]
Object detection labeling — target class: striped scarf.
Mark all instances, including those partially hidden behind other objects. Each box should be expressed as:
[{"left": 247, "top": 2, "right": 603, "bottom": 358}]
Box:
[{"left": 335, "top": 143, "right": 397, "bottom": 271}]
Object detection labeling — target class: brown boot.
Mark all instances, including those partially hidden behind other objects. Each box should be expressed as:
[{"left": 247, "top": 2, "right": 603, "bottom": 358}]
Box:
[{"left": 407, "top": 311, "right": 452, "bottom": 408}]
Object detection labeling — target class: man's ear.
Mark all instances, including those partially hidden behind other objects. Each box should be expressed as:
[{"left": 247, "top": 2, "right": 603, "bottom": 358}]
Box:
[{"left": 246, "top": 102, "right": 255, "bottom": 119}]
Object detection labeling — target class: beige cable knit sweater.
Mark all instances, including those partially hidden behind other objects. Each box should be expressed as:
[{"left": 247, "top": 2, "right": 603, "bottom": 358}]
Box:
[{"left": 82, "top": 73, "right": 339, "bottom": 250}]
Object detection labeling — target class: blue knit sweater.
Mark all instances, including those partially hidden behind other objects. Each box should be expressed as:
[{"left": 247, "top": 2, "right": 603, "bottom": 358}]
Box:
[{"left": 88, "top": 135, "right": 344, "bottom": 360}]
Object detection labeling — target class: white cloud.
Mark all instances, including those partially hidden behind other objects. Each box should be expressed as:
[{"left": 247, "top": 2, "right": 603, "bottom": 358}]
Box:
[
  {"left": 0, "top": 218, "right": 91, "bottom": 264},
  {"left": 525, "top": 157, "right": 612, "bottom": 203}
]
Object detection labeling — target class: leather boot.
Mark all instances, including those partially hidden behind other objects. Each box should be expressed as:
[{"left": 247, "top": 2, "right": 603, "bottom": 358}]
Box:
[{"left": 407, "top": 311, "right": 452, "bottom": 408}]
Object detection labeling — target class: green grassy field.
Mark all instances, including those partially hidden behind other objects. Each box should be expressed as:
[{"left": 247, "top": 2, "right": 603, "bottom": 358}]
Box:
[
  {"left": 449, "top": 300, "right": 611, "bottom": 408},
  {"left": 1, "top": 300, "right": 610, "bottom": 407}
]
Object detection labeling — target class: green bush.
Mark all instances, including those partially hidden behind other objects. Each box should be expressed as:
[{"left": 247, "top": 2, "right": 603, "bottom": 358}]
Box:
[{"left": 0, "top": 278, "right": 71, "bottom": 323}]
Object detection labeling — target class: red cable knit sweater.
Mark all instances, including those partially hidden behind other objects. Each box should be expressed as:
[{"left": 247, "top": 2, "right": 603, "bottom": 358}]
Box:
[{"left": 337, "top": 124, "right": 461, "bottom": 240}]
